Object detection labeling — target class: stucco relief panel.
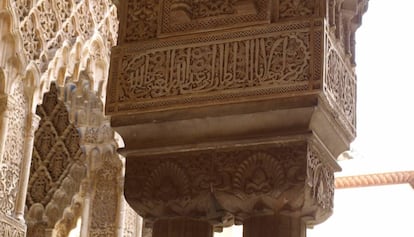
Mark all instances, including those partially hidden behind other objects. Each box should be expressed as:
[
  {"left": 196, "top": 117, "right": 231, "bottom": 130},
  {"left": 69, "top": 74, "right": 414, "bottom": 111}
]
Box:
[
  {"left": 108, "top": 21, "right": 324, "bottom": 114},
  {"left": 0, "top": 80, "right": 28, "bottom": 216}
]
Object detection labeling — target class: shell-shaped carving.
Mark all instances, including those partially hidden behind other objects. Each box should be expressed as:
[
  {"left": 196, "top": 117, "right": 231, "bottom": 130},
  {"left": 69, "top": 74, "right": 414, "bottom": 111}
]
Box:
[
  {"left": 234, "top": 152, "right": 286, "bottom": 195},
  {"left": 144, "top": 162, "right": 190, "bottom": 202}
]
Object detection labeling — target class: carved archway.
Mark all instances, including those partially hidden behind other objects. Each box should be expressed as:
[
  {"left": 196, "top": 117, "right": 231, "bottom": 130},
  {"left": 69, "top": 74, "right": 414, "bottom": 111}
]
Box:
[{"left": 1, "top": 0, "right": 141, "bottom": 236}]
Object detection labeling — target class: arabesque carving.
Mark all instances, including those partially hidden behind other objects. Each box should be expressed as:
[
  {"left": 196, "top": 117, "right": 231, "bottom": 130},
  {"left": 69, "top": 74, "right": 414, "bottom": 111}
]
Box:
[
  {"left": 278, "top": 0, "right": 318, "bottom": 19},
  {"left": 125, "top": 140, "right": 335, "bottom": 226},
  {"left": 0, "top": 218, "right": 25, "bottom": 237},
  {"left": 324, "top": 38, "right": 356, "bottom": 133},
  {"left": 307, "top": 144, "right": 335, "bottom": 211},
  {"left": 108, "top": 21, "right": 323, "bottom": 114},
  {"left": 121, "top": 0, "right": 270, "bottom": 42},
  {"left": 0, "top": 80, "right": 28, "bottom": 216}
]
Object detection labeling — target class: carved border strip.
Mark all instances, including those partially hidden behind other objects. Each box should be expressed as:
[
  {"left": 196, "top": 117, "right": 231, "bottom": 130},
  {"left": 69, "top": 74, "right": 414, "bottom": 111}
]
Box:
[
  {"left": 158, "top": 0, "right": 270, "bottom": 36},
  {"left": 107, "top": 20, "right": 324, "bottom": 114}
]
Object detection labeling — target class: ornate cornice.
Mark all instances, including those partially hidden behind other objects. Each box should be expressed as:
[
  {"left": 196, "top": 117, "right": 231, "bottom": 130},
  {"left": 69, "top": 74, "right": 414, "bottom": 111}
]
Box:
[{"left": 335, "top": 171, "right": 414, "bottom": 189}]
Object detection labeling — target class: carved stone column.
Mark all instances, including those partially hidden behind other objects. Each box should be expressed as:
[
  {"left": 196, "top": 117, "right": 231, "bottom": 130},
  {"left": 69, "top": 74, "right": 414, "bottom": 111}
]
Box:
[
  {"left": 107, "top": 0, "right": 368, "bottom": 235},
  {"left": 153, "top": 218, "right": 213, "bottom": 237},
  {"left": 243, "top": 215, "right": 305, "bottom": 237},
  {"left": 15, "top": 113, "right": 40, "bottom": 221}
]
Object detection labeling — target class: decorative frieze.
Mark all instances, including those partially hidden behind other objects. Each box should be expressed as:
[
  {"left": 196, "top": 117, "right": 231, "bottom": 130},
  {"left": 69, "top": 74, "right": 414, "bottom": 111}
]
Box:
[
  {"left": 108, "top": 20, "right": 323, "bottom": 114},
  {"left": 122, "top": 0, "right": 270, "bottom": 42}
]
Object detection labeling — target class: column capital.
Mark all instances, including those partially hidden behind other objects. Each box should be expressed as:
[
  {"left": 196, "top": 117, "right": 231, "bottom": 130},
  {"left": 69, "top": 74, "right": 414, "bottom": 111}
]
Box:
[{"left": 125, "top": 136, "right": 338, "bottom": 228}]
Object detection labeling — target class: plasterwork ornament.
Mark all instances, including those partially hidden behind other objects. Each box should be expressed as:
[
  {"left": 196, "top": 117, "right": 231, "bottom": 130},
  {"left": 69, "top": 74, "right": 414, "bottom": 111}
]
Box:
[
  {"left": 90, "top": 154, "right": 121, "bottom": 236},
  {"left": 28, "top": 84, "right": 83, "bottom": 209},
  {"left": 0, "top": 217, "right": 25, "bottom": 237},
  {"left": 125, "top": 141, "right": 308, "bottom": 226},
  {"left": 278, "top": 0, "right": 317, "bottom": 19},
  {"left": 306, "top": 145, "right": 334, "bottom": 211},
  {"left": 323, "top": 38, "right": 356, "bottom": 134},
  {"left": 0, "top": 79, "right": 28, "bottom": 216},
  {"left": 26, "top": 84, "right": 87, "bottom": 236},
  {"left": 108, "top": 20, "right": 323, "bottom": 114}
]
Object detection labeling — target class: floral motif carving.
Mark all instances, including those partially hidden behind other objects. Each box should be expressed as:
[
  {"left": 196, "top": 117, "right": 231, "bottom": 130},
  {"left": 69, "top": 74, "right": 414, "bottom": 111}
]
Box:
[
  {"left": 125, "top": 0, "right": 160, "bottom": 42},
  {"left": 234, "top": 153, "right": 286, "bottom": 195},
  {"left": 20, "top": 14, "right": 43, "bottom": 61},
  {"left": 324, "top": 39, "right": 356, "bottom": 132},
  {"left": 123, "top": 205, "right": 140, "bottom": 237},
  {"left": 37, "top": 0, "right": 59, "bottom": 43},
  {"left": 90, "top": 156, "right": 120, "bottom": 236},
  {"left": 279, "top": 0, "right": 316, "bottom": 19},
  {"left": 307, "top": 145, "right": 334, "bottom": 210},
  {"left": 171, "top": 0, "right": 237, "bottom": 19},
  {"left": 159, "top": 0, "right": 269, "bottom": 36},
  {"left": 125, "top": 142, "right": 307, "bottom": 224},
  {"left": 144, "top": 162, "right": 190, "bottom": 202},
  {"left": 0, "top": 219, "right": 25, "bottom": 237},
  {"left": 0, "top": 80, "right": 27, "bottom": 215},
  {"left": 0, "top": 164, "right": 20, "bottom": 215}
]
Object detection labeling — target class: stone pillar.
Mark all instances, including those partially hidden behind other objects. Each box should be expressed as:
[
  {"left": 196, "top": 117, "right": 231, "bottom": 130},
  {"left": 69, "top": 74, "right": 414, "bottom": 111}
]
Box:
[
  {"left": 243, "top": 215, "right": 305, "bottom": 237},
  {"left": 153, "top": 218, "right": 213, "bottom": 237},
  {"left": 107, "top": 0, "right": 369, "bottom": 235},
  {"left": 14, "top": 113, "right": 40, "bottom": 221}
]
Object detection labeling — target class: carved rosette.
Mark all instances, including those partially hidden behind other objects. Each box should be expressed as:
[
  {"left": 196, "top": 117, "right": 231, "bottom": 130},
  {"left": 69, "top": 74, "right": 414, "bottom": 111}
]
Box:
[{"left": 125, "top": 138, "right": 337, "bottom": 227}]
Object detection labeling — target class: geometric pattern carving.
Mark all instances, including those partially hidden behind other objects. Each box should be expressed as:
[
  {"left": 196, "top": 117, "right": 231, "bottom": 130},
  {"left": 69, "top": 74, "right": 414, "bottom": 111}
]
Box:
[
  {"left": 28, "top": 83, "right": 83, "bottom": 209},
  {"left": 307, "top": 144, "right": 335, "bottom": 210},
  {"left": 122, "top": 0, "right": 270, "bottom": 42},
  {"left": 324, "top": 37, "right": 356, "bottom": 134},
  {"left": 158, "top": 0, "right": 270, "bottom": 36},
  {"left": 90, "top": 156, "right": 121, "bottom": 237}
]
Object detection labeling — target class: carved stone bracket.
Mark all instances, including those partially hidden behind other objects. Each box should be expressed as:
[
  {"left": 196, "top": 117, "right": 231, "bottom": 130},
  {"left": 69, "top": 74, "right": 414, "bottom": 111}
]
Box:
[{"left": 125, "top": 136, "right": 338, "bottom": 229}]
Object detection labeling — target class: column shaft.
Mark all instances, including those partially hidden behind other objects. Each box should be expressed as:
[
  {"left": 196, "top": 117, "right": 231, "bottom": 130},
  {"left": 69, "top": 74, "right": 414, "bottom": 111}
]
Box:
[
  {"left": 243, "top": 215, "right": 306, "bottom": 237},
  {"left": 153, "top": 218, "right": 213, "bottom": 237}
]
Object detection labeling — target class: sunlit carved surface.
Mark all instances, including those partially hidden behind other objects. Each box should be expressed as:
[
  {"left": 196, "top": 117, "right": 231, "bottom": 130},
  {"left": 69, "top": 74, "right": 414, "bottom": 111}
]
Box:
[{"left": 0, "top": 0, "right": 368, "bottom": 236}]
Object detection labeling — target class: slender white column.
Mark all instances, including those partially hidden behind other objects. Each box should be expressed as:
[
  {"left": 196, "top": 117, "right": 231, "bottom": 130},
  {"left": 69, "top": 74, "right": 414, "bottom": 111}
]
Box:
[{"left": 14, "top": 113, "right": 40, "bottom": 221}]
